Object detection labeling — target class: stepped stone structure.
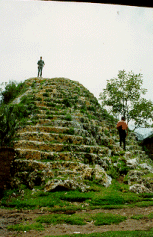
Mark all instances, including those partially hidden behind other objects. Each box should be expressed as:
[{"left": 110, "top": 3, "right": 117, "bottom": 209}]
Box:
[{"left": 11, "top": 77, "right": 153, "bottom": 193}]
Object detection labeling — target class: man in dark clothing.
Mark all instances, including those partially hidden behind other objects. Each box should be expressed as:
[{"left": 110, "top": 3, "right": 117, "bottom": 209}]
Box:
[
  {"left": 117, "top": 116, "right": 128, "bottom": 150},
  {"left": 37, "top": 57, "right": 45, "bottom": 77}
]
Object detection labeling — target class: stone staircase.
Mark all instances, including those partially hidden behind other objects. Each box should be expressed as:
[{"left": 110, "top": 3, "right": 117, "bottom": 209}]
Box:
[{"left": 11, "top": 78, "right": 153, "bottom": 193}]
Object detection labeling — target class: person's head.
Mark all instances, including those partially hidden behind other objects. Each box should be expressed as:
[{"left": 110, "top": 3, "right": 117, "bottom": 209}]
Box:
[
  {"left": 40, "top": 56, "right": 42, "bottom": 60},
  {"left": 121, "top": 116, "right": 125, "bottom": 121}
]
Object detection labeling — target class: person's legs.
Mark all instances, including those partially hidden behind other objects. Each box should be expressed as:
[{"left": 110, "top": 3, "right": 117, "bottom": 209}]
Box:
[
  {"left": 122, "top": 130, "right": 126, "bottom": 150},
  {"left": 119, "top": 130, "right": 126, "bottom": 150},
  {"left": 119, "top": 131, "right": 122, "bottom": 147},
  {"left": 40, "top": 67, "right": 42, "bottom": 76},
  {"left": 118, "top": 127, "right": 122, "bottom": 148},
  {"left": 38, "top": 67, "right": 40, "bottom": 77}
]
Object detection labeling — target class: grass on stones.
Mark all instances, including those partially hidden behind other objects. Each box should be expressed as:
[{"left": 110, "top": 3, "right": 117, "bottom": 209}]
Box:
[
  {"left": 2, "top": 181, "right": 153, "bottom": 211},
  {"left": 2, "top": 181, "right": 153, "bottom": 234}
]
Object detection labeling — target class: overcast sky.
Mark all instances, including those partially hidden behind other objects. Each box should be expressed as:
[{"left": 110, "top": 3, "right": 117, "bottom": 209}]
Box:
[{"left": 0, "top": 1, "right": 153, "bottom": 105}]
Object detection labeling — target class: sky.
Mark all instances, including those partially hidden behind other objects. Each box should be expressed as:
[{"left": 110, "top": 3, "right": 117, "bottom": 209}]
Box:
[{"left": 0, "top": 1, "right": 153, "bottom": 134}]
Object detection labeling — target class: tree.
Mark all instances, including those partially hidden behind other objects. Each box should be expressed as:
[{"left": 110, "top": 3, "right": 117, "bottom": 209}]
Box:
[
  {"left": 0, "top": 81, "right": 25, "bottom": 104},
  {"left": 99, "top": 70, "right": 153, "bottom": 130},
  {"left": 0, "top": 105, "right": 18, "bottom": 147}
]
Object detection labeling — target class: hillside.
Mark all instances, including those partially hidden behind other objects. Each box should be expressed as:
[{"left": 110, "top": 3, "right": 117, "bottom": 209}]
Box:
[{"left": 10, "top": 77, "right": 153, "bottom": 194}]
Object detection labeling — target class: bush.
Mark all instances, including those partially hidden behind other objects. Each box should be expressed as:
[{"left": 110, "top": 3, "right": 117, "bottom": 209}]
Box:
[
  {"left": 88, "top": 106, "right": 96, "bottom": 112},
  {"left": 63, "top": 127, "right": 75, "bottom": 135},
  {"left": 65, "top": 114, "right": 72, "bottom": 121},
  {"left": 12, "top": 104, "right": 29, "bottom": 119},
  {"left": 107, "top": 166, "right": 120, "bottom": 179},
  {"left": 0, "top": 93, "right": 37, "bottom": 146},
  {"left": 63, "top": 98, "right": 72, "bottom": 107},
  {"left": 0, "top": 105, "right": 17, "bottom": 146},
  {"left": 80, "top": 105, "right": 87, "bottom": 113},
  {"left": 43, "top": 92, "right": 49, "bottom": 97},
  {"left": 0, "top": 81, "right": 27, "bottom": 104}
]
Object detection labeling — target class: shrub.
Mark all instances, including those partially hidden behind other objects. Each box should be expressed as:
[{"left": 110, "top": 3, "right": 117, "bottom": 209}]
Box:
[
  {"left": 117, "top": 160, "right": 130, "bottom": 175},
  {"left": 0, "top": 81, "right": 27, "bottom": 104},
  {"left": 12, "top": 104, "right": 29, "bottom": 119},
  {"left": 0, "top": 105, "right": 17, "bottom": 146},
  {"left": 0, "top": 93, "right": 37, "bottom": 146},
  {"left": 88, "top": 106, "right": 96, "bottom": 112},
  {"left": 104, "top": 129, "right": 109, "bottom": 136},
  {"left": 65, "top": 127, "right": 75, "bottom": 135},
  {"left": 43, "top": 92, "right": 49, "bottom": 97},
  {"left": 36, "top": 97, "right": 42, "bottom": 101},
  {"left": 46, "top": 102, "right": 56, "bottom": 107},
  {"left": 107, "top": 166, "right": 120, "bottom": 179},
  {"left": 63, "top": 98, "right": 72, "bottom": 107},
  {"left": 80, "top": 105, "right": 87, "bottom": 113},
  {"left": 65, "top": 114, "right": 72, "bottom": 121},
  {"left": 80, "top": 117, "right": 85, "bottom": 123}
]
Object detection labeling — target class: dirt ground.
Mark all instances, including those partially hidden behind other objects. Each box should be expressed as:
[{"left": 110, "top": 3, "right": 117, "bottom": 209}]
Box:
[{"left": 0, "top": 206, "right": 153, "bottom": 237}]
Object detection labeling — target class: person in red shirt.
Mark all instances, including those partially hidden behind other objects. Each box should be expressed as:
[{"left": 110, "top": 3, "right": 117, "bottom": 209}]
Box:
[{"left": 117, "top": 116, "right": 128, "bottom": 150}]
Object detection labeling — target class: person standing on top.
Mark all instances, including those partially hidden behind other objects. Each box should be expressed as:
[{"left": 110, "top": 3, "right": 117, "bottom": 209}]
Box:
[
  {"left": 117, "top": 116, "right": 128, "bottom": 150},
  {"left": 37, "top": 56, "right": 45, "bottom": 77}
]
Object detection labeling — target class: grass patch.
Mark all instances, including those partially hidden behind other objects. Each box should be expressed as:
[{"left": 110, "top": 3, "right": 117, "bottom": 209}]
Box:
[
  {"left": 1, "top": 182, "right": 153, "bottom": 211},
  {"left": 36, "top": 212, "right": 126, "bottom": 226},
  {"left": 135, "top": 200, "right": 153, "bottom": 207},
  {"left": 46, "top": 229, "right": 153, "bottom": 237},
  {"left": 131, "top": 212, "right": 153, "bottom": 220},
  {"left": 93, "top": 213, "right": 127, "bottom": 226},
  {"left": 131, "top": 214, "right": 144, "bottom": 220},
  {"left": 139, "top": 193, "right": 153, "bottom": 198},
  {"left": 90, "top": 194, "right": 125, "bottom": 206},
  {"left": 65, "top": 114, "right": 72, "bottom": 121},
  {"left": 64, "top": 127, "right": 75, "bottom": 135},
  {"left": 1, "top": 189, "right": 68, "bottom": 209},
  {"left": 36, "top": 213, "right": 86, "bottom": 225},
  {"left": 60, "top": 191, "right": 93, "bottom": 202},
  {"left": 7, "top": 222, "right": 44, "bottom": 232}
]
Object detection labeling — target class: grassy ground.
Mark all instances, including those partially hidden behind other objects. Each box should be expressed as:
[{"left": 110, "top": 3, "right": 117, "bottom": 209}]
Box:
[
  {"left": 46, "top": 229, "right": 153, "bottom": 237},
  {"left": 1, "top": 180, "right": 153, "bottom": 236},
  {"left": 1, "top": 180, "right": 153, "bottom": 211}
]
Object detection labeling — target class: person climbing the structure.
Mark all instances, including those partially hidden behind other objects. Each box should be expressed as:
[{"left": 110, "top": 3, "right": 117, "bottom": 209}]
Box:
[
  {"left": 117, "top": 116, "right": 128, "bottom": 150},
  {"left": 37, "top": 56, "right": 45, "bottom": 77}
]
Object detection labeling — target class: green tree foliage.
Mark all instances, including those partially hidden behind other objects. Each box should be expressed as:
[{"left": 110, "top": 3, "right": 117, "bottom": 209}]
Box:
[
  {"left": 0, "top": 81, "right": 36, "bottom": 146},
  {"left": 0, "top": 81, "right": 27, "bottom": 146},
  {"left": 0, "top": 106, "right": 17, "bottom": 147},
  {"left": 99, "top": 70, "right": 153, "bottom": 129},
  {"left": 0, "top": 81, "right": 26, "bottom": 104}
]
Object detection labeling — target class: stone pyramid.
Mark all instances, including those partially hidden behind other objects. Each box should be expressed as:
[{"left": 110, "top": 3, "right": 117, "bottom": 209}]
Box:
[{"left": 11, "top": 77, "right": 153, "bottom": 193}]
